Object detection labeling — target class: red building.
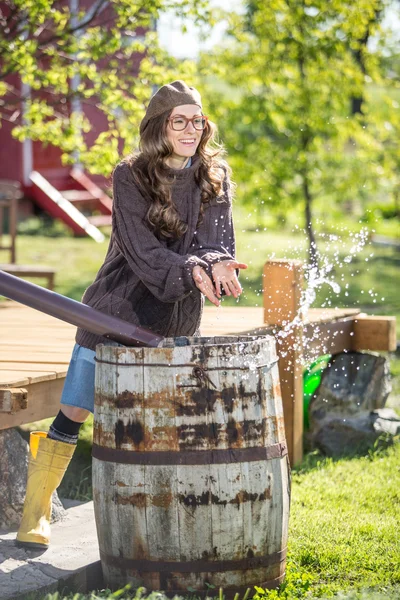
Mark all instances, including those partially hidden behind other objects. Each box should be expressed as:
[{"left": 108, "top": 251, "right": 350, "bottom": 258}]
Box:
[{"left": 0, "top": 0, "right": 146, "bottom": 241}]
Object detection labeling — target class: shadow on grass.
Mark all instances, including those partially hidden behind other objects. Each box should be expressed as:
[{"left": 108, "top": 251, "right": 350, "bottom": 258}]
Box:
[{"left": 293, "top": 434, "right": 399, "bottom": 477}]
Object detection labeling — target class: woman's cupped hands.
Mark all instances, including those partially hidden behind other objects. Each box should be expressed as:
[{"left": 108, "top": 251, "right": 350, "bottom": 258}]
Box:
[{"left": 192, "top": 260, "right": 248, "bottom": 307}]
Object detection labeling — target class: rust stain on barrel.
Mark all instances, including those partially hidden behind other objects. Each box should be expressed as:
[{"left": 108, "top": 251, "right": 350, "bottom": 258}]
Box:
[
  {"left": 113, "top": 390, "right": 142, "bottom": 409},
  {"left": 176, "top": 388, "right": 220, "bottom": 416},
  {"left": 273, "top": 379, "right": 282, "bottom": 401},
  {"left": 93, "top": 422, "right": 114, "bottom": 447},
  {"left": 177, "top": 418, "right": 267, "bottom": 450},
  {"left": 114, "top": 491, "right": 173, "bottom": 508},
  {"left": 277, "top": 415, "right": 286, "bottom": 440},
  {"left": 114, "top": 492, "right": 147, "bottom": 507},
  {"left": 142, "top": 393, "right": 176, "bottom": 411},
  {"left": 226, "top": 417, "right": 239, "bottom": 444},
  {"left": 115, "top": 418, "right": 144, "bottom": 449},
  {"left": 144, "top": 426, "right": 178, "bottom": 452},
  {"left": 151, "top": 491, "right": 173, "bottom": 507},
  {"left": 177, "top": 383, "right": 260, "bottom": 417},
  {"left": 178, "top": 487, "right": 272, "bottom": 508},
  {"left": 177, "top": 422, "right": 222, "bottom": 450}
]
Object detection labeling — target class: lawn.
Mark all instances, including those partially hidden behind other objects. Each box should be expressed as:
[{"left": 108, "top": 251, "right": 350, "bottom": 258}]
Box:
[
  {"left": 11, "top": 222, "right": 400, "bottom": 332},
  {"left": 6, "top": 224, "right": 400, "bottom": 599},
  {"left": 34, "top": 443, "right": 400, "bottom": 600}
]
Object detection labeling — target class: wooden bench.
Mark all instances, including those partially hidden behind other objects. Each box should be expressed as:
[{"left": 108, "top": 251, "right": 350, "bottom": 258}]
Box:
[
  {"left": 0, "top": 264, "right": 56, "bottom": 290},
  {"left": 0, "top": 180, "right": 56, "bottom": 291},
  {"left": 0, "top": 180, "right": 21, "bottom": 264}
]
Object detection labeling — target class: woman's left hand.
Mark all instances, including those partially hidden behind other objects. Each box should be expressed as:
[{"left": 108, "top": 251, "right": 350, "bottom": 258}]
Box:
[{"left": 211, "top": 260, "right": 248, "bottom": 299}]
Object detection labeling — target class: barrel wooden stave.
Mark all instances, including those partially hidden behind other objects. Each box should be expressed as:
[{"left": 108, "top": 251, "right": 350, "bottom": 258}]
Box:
[
  {"left": 93, "top": 336, "right": 290, "bottom": 594},
  {"left": 94, "top": 337, "right": 285, "bottom": 453},
  {"left": 94, "top": 460, "right": 289, "bottom": 563}
]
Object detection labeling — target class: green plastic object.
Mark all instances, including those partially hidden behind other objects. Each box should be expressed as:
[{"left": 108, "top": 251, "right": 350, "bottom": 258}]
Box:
[{"left": 303, "top": 355, "right": 331, "bottom": 429}]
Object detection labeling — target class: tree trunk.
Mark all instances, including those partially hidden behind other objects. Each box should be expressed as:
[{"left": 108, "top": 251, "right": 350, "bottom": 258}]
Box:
[
  {"left": 394, "top": 189, "right": 400, "bottom": 216},
  {"left": 297, "top": 47, "right": 318, "bottom": 270},
  {"left": 350, "top": 5, "right": 383, "bottom": 116},
  {"left": 303, "top": 175, "right": 318, "bottom": 270}
]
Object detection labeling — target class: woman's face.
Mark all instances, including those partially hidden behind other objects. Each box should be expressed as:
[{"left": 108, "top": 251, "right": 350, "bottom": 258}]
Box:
[{"left": 166, "top": 104, "right": 203, "bottom": 161}]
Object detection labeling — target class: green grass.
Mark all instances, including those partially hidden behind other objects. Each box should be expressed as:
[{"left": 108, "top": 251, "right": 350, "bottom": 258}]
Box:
[
  {"left": 8, "top": 220, "right": 399, "bottom": 326},
  {"left": 283, "top": 443, "right": 400, "bottom": 598},
  {"left": 33, "top": 443, "right": 400, "bottom": 600}
]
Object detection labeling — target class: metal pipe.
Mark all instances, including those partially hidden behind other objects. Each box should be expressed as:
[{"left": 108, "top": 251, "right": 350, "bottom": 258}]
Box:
[{"left": 0, "top": 270, "right": 164, "bottom": 348}]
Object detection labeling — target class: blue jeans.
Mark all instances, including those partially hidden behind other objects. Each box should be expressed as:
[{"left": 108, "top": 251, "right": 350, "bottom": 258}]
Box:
[{"left": 60, "top": 344, "right": 96, "bottom": 413}]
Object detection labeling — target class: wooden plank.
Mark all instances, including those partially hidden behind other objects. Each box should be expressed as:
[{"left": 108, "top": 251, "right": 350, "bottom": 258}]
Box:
[
  {"left": 352, "top": 315, "right": 397, "bottom": 352},
  {"left": 306, "top": 307, "right": 361, "bottom": 323},
  {"left": 263, "top": 259, "right": 304, "bottom": 466},
  {"left": 263, "top": 259, "right": 304, "bottom": 325},
  {"left": 0, "top": 371, "right": 29, "bottom": 387},
  {"left": 0, "top": 387, "right": 28, "bottom": 413},
  {"left": 209, "top": 462, "right": 244, "bottom": 560},
  {"left": 303, "top": 318, "right": 355, "bottom": 362},
  {"left": 0, "top": 367, "right": 58, "bottom": 384},
  {"left": 0, "top": 377, "right": 64, "bottom": 429},
  {"left": 145, "top": 465, "right": 180, "bottom": 562},
  {"left": 0, "top": 350, "right": 72, "bottom": 363},
  {"left": 0, "top": 363, "right": 67, "bottom": 377},
  {"left": 0, "top": 341, "right": 74, "bottom": 349}
]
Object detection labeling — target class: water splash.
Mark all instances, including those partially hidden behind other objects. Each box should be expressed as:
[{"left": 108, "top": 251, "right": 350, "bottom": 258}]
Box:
[{"left": 265, "top": 226, "right": 370, "bottom": 365}]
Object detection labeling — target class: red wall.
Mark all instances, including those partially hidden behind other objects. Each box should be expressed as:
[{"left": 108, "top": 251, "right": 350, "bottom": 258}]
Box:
[{"left": 0, "top": 1, "right": 146, "bottom": 190}]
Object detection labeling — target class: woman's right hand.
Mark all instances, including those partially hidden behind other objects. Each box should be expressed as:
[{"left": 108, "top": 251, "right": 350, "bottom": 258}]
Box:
[{"left": 192, "top": 265, "right": 220, "bottom": 307}]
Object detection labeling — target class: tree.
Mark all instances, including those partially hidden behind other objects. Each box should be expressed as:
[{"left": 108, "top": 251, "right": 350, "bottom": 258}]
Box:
[
  {"left": 200, "top": 0, "right": 399, "bottom": 267},
  {"left": 0, "top": 0, "right": 214, "bottom": 174}
]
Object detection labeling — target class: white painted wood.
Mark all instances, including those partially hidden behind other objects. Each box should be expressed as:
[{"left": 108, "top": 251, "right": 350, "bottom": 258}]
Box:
[
  {"left": 209, "top": 461, "right": 244, "bottom": 560},
  {"left": 145, "top": 465, "right": 180, "bottom": 560},
  {"left": 176, "top": 464, "right": 213, "bottom": 562}
]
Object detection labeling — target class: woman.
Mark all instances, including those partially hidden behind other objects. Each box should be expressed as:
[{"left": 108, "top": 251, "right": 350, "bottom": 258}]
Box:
[{"left": 16, "top": 80, "right": 247, "bottom": 548}]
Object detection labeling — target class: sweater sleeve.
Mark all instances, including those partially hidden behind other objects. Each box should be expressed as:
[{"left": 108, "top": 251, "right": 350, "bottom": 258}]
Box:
[
  {"left": 112, "top": 163, "right": 209, "bottom": 303},
  {"left": 189, "top": 171, "right": 236, "bottom": 277}
]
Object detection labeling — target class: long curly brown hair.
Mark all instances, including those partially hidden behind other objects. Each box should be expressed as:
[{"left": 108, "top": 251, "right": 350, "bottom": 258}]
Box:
[{"left": 123, "top": 109, "right": 233, "bottom": 240}]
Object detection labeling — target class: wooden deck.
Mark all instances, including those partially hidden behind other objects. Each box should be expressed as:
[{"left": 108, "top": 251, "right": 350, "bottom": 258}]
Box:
[
  {"left": 0, "top": 301, "right": 362, "bottom": 387},
  {"left": 0, "top": 301, "right": 362, "bottom": 429}
]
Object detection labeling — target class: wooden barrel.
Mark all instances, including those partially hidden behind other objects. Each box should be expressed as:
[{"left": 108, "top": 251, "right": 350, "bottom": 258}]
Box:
[{"left": 92, "top": 335, "right": 290, "bottom": 596}]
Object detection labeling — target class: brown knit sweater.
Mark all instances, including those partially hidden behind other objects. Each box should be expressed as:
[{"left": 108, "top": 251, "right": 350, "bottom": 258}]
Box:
[{"left": 76, "top": 156, "right": 236, "bottom": 350}]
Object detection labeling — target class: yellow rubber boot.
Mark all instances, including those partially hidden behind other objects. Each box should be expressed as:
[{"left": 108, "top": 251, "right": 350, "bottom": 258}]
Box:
[{"left": 16, "top": 431, "right": 75, "bottom": 549}]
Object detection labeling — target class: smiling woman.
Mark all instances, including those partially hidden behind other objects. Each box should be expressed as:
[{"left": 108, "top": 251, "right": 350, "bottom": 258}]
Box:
[
  {"left": 165, "top": 108, "right": 208, "bottom": 168},
  {"left": 16, "top": 80, "right": 248, "bottom": 551}
]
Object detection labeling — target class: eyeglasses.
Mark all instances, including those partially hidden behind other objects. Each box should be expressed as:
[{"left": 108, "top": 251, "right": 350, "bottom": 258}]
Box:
[{"left": 168, "top": 115, "right": 208, "bottom": 131}]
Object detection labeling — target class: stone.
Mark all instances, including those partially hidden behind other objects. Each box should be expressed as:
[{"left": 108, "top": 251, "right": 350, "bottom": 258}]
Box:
[
  {"left": 308, "top": 351, "right": 397, "bottom": 457},
  {"left": 0, "top": 501, "right": 101, "bottom": 600},
  {"left": 0, "top": 429, "right": 66, "bottom": 530},
  {"left": 311, "top": 409, "right": 400, "bottom": 457},
  {"left": 310, "top": 351, "right": 391, "bottom": 422}
]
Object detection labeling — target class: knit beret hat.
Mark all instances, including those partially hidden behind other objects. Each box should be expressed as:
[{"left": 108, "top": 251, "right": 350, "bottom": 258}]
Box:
[{"left": 140, "top": 80, "right": 202, "bottom": 135}]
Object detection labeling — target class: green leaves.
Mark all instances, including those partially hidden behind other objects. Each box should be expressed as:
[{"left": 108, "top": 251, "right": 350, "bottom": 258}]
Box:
[
  {"left": 1, "top": 0, "right": 209, "bottom": 175},
  {"left": 199, "top": 0, "right": 398, "bottom": 262}
]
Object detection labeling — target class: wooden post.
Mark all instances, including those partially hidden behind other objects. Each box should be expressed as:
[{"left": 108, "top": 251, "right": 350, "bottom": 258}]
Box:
[
  {"left": 352, "top": 315, "right": 397, "bottom": 352},
  {"left": 0, "top": 181, "right": 20, "bottom": 263},
  {"left": 263, "top": 259, "right": 304, "bottom": 466},
  {"left": 9, "top": 189, "right": 18, "bottom": 264}
]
